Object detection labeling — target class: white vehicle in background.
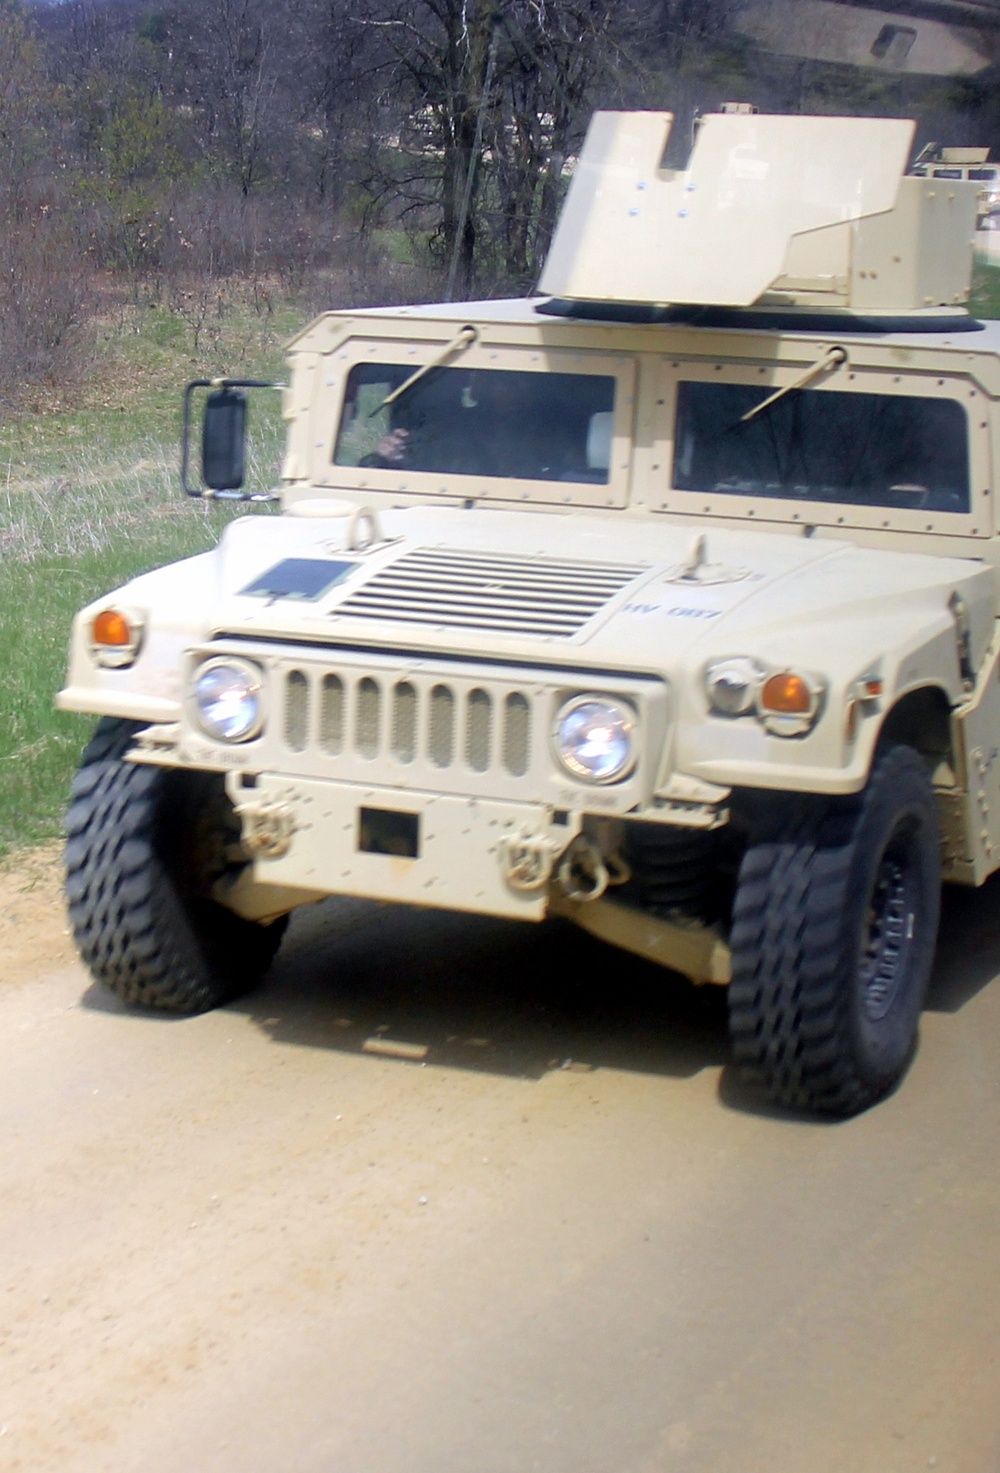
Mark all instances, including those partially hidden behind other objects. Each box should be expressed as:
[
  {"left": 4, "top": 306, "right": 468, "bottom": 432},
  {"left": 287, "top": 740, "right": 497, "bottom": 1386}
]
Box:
[{"left": 911, "top": 143, "right": 1000, "bottom": 227}]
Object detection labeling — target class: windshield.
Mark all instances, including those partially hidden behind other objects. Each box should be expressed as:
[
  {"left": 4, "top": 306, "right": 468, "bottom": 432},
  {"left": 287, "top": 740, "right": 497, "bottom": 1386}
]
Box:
[
  {"left": 672, "top": 382, "right": 970, "bottom": 512},
  {"left": 334, "top": 363, "right": 616, "bottom": 484}
]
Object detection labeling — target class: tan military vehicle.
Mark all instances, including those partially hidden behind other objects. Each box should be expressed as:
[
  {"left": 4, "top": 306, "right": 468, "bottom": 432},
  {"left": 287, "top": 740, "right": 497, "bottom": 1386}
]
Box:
[{"left": 59, "top": 111, "right": 998, "bottom": 1116}]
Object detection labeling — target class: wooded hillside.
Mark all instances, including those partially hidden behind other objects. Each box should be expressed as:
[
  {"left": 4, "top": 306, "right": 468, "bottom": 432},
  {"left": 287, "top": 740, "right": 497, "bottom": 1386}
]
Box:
[{"left": 2, "top": 0, "right": 998, "bottom": 408}]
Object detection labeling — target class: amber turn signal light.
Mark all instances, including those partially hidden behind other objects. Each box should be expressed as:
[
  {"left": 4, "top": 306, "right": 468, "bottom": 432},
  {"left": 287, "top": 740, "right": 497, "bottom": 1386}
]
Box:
[
  {"left": 760, "top": 672, "right": 812, "bottom": 715},
  {"left": 89, "top": 606, "right": 144, "bottom": 668},
  {"left": 92, "top": 609, "right": 133, "bottom": 647}
]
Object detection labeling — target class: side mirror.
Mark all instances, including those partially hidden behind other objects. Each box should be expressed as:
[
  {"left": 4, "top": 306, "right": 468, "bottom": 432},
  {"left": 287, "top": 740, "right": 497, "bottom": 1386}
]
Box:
[
  {"left": 181, "top": 377, "right": 282, "bottom": 499},
  {"left": 202, "top": 387, "right": 247, "bottom": 491}
]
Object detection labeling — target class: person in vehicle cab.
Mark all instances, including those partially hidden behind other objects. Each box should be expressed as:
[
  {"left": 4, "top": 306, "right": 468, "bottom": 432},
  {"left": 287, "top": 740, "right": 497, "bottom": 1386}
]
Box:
[{"left": 357, "top": 367, "right": 606, "bottom": 483}]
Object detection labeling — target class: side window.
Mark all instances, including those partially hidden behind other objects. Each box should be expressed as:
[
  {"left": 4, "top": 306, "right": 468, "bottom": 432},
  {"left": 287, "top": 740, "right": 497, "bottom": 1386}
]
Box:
[
  {"left": 334, "top": 373, "right": 396, "bottom": 466},
  {"left": 672, "top": 382, "right": 970, "bottom": 513}
]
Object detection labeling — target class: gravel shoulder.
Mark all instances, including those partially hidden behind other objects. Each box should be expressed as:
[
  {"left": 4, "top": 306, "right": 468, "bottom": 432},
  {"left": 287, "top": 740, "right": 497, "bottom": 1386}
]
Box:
[{"left": 0, "top": 843, "right": 76, "bottom": 987}]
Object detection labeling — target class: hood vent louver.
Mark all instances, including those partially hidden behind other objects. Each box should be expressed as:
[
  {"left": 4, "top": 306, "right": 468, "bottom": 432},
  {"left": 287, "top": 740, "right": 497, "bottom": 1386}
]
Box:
[{"left": 332, "top": 547, "right": 649, "bottom": 638}]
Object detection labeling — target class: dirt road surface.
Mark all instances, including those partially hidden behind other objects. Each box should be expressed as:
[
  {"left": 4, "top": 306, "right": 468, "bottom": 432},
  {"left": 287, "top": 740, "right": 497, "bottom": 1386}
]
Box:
[{"left": 2, "top": 848, "right": 1000, "bottom": 1473}]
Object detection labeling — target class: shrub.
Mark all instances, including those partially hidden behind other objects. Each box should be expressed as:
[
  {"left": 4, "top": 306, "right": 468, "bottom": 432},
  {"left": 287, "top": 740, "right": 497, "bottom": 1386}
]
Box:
[{"left": 0, "top": 214, "right": 91, "bottom": 409}]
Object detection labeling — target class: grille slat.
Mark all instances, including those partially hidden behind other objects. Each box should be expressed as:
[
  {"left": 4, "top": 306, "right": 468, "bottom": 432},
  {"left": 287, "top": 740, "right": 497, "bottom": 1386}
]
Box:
[
  {"left": 466, "top": 689, "right": 493, "bottom": 773},
  {"left": 365, "top": 569, "right": 640, "bottom": 592},
  {"left": 341, "top": 589, "right": 594, "bottom": 614},
  {"left": 355, "top": 677, "right": 381, "bottom": 759},
  {"left": 282, "top": 666, "right": 540, "bottom": 781},
  {"left": 400, "top": 550, "right": 640, "bottom": 577},
  {"left": 428, "top": 684, "right": 456, "bottom": 768},
  {"left": 334, "top": 547, "right": 647, "bottom": 638},
  {"left": 377, "top": 578, "right": 639, "bottom": 599},
  {"left": 319, "top": 673, "right": 345, "bottom": 754},
  {"left": 391, "top": 681, "right": 417, "bottom": 764},
  {"left": 503, "top": 692, "right": 531, "bottom": 777},
  {"left": 284, "top": 670, "right": 310, "bottom": 752}
]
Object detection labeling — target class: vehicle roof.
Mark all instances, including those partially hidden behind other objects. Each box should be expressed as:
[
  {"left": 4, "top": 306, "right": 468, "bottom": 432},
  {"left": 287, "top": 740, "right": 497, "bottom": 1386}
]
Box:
[{"left": 328, "top": 295, "right": 1000, "bottom": 357}]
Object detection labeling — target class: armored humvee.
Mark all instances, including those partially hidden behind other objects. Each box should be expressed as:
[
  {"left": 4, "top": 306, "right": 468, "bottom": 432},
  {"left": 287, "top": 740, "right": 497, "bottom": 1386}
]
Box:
[{"left": 59, "top": 111, "right": 1000, "bottom": 1115}]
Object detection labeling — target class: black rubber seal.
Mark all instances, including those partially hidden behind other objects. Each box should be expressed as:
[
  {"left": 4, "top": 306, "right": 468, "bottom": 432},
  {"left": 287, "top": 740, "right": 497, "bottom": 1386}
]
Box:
[{"left": 534, "top": 299, "right": 986, "bottom": 335}]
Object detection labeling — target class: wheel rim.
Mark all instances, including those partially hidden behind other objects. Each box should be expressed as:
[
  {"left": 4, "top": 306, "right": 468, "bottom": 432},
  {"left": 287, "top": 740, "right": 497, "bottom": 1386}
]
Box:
[{"left": 859, "top": 817, "right": 921, "bottom": 1023}]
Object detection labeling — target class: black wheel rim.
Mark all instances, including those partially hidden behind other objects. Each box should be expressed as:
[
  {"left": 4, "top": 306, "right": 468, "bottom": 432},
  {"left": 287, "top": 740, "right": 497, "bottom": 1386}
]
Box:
[{"left": 859, "top": 816, "right": 921, "bottom": 1023}]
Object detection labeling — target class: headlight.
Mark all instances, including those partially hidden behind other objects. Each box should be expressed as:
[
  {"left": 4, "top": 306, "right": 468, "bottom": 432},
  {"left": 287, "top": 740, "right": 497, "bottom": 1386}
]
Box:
[
  {"left": 553, "top": 694, "right": 636, "bottom": 784},
  {"left": 193, "top": 658, "right": 264, "bottom": 742},
  {"left": 705, "top": 657, "right": 763, "bottom": 716}
]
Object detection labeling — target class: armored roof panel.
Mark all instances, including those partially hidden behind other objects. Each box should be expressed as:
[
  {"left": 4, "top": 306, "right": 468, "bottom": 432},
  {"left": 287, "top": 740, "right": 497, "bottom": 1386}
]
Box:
[{"left": 302, "top": 295, "right": 1000, "bottom": 356}]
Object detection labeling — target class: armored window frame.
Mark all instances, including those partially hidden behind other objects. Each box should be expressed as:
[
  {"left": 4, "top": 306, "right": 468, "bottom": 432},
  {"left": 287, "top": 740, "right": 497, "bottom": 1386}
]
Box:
[
  {"left": 311, "top": 334, "right": 637, "bottom": 512},
  {"left": 652, "top": 358, "right": 991, "bottom": 540}
]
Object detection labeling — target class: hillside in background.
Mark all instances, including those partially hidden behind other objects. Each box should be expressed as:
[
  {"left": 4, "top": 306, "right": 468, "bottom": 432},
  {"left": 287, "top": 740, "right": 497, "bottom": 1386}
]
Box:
[{"left": 2, "top": 0, "right": 1000, "bottom": 411}]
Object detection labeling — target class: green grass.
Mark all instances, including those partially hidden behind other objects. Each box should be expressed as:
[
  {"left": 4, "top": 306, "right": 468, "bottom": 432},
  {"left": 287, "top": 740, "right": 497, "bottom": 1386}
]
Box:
[
  {"left": 971, "top": 260, "right": 1000, "bottom": 318},
  {"left": 0, "top": 293, "right": 300, "bottom": 856},
  {"left": 1, "top": 518, "right": 235, "bottom": 850}
]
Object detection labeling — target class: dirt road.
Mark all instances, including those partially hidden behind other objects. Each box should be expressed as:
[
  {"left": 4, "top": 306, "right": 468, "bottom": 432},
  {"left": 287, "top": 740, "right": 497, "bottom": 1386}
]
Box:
[{"left": 2, "top": 850, "right": 999, "bottom": 1473}]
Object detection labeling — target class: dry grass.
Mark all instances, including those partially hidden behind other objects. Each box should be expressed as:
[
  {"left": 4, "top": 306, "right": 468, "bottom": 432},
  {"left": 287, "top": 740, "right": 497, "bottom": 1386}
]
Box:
[{"left": 0, "top": 290, "right": 294, "bottom": 854}]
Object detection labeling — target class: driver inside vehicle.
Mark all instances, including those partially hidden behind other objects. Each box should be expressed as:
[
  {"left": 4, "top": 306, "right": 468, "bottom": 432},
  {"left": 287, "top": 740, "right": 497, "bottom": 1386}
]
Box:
[
  {"left": 364, "top": 426, "right": 410, "bottom": 465},
  {"left": 362, "top": 371, "right": 566, "bottom": 477}
]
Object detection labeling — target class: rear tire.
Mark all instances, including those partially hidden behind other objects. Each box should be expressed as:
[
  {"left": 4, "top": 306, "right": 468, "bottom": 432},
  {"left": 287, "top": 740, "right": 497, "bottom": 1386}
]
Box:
[
  {"left": 65, "top": 718, "right": 286, "bottom": 1013},
  {"left": 727, "top": 745, "right": 940, "bottom": 1116}
]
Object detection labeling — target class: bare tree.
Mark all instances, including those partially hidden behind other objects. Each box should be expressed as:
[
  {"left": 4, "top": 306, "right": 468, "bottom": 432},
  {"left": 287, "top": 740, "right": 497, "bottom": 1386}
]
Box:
[
  {"left": 345, "top": 0, "right": 501, "bottom": 293},
  {"left": 489, "top": 3, "right": 649, "bottom": 286},
  {"left": 350, "top": 0, "right": 659, "bottom": 295},
  {"left": 294, "top": 0, "right": 383, "bottom": 208},
  {"left": 0, "top": 2, "right": 89, "bottom": 407},
  {"left": 0, "top": 0, "right": 48, "bottom": 214},
  {"left": 179, "top": 0, "right": 279, "bottom": 196}
]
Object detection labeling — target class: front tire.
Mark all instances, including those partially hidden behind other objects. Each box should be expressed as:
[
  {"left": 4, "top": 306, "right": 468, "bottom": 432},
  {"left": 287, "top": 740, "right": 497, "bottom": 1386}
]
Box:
[
  {"left": 65, "top": 718, "right": 286, "bottom": 1013},
  {"left": 727, "top": 746, "right": 941, "bottom": 1116}
]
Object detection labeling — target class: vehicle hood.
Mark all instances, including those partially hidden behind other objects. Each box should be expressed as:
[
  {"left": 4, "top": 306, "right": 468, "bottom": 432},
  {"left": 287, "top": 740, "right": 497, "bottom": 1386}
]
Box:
[{"left": 198, "top": 504, "right": 995, "bottom": 685}]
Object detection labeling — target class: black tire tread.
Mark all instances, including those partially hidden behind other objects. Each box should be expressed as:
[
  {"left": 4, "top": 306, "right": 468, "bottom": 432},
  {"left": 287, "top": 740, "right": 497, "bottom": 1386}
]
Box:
[
  {"left": 728, "top": 747, "right": 939, "bottom": 1116},
  {"left": 65, "top": 718, "right": 285, "bottom": 1013}
]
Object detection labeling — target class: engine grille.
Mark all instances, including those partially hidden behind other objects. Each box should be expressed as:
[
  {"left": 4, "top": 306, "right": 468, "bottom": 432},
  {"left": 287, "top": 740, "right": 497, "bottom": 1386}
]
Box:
[
  {"left": 332, "top": 547, "right": 648, "bottom": 638},
  {"left": 280, "top": 664, "right": 535, "bottom": 781}
]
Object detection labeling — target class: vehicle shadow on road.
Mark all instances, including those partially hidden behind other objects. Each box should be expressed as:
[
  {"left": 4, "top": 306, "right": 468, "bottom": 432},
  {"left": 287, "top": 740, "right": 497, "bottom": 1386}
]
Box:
[
  {"left": 231, "top": 896, "right": 731, "bottom": 1083},
  {"left": 235, "top": 868, "right": 1000, "bottom": 1093},
  {"left": 925, "top": 873, "right": 1000, "bottom": 1013},
  {"left": 79, "top": 871, "right": 1000, "bottom": 1106}
]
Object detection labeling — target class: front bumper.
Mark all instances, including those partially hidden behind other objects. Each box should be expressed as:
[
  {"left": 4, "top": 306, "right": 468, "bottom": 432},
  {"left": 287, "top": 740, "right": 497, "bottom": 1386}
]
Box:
[{"left": 227, "top": 772, "right": 583, "bottom": 921}]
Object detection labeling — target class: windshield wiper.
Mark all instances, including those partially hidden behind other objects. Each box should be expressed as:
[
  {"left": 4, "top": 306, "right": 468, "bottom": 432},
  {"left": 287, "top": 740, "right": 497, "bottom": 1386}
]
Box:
[
  {"left": 369, "top": 324, "right": 479, "bottom": 418},
  {"left": 739, "top": 345, "right": 848, "bottom": 426}
]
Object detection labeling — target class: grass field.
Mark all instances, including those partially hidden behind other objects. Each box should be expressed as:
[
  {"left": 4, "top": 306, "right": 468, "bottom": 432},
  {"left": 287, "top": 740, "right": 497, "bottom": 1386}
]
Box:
[
  {"left": 971, "top": 257, "right": 1000, "bottom": 318},
  {"left": 3, "top": 267, "right": 1000, "bottom": 857},
  {"left": 0, "top": 295, "right": 296, "bottom": 855}
]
